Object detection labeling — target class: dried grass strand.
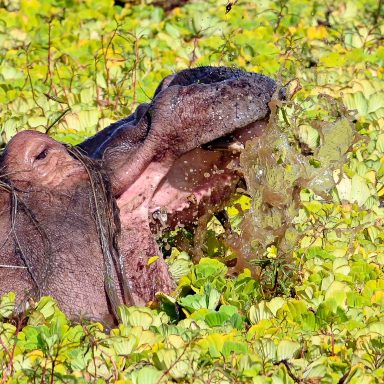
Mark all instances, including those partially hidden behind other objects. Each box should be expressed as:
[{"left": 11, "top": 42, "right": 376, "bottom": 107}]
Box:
[{"left": 68, "top": 147, "right": 134, "bottom": 317}]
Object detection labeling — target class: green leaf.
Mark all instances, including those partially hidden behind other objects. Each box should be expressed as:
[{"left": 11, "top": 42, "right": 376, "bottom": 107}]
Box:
[
  {"left": 317, "top": 118, "right": 354, "bottom": 165},
  {"left": 299, "top": 124, "right": 319, "bottom": 149},
  {"left": 153, "top": 349, "right": 199, "bottom": 380},
  {"left": 320, "top": 52, "right": 346, "bottom": 68},
  {"left": 205, "top": 311, "right": 230, "bottom": 327},
  {"left": 276, "top": 340, "right": 301, "bottom": 361},
  {"left": 34, "top": 296, "right": 59, "bottom": 320},
  {"left": 222, "top": 340, "right": 248, "bottom": 359},
  {"left": 376, "top": 134, "right": 384, "bottom": 153},
  {"left": 351, "top": 174, "right": 371, "bottom": 206},
  {"left": 131, "top": 366, "right": 164, "bottom": 384},
  {"left": 307, "top": 247, "right": 335, "bottom": 261},
  {"left": 367, "top": 92, "right": 384, "bottom": 114},
  {"left": 249, "top": 301, "right": 274, "bottom": 324},
  {"left": 179, "top": 286, "right": 220, "bottom": 313},
  {"left": 110, "top": 334, "right": 138, "bottom": 355},
  {"left": 192, "top": 258, "right": 228, "bottom": 288},
  {"left": 169, "top": 258, "right": 192, "bottom": 282},
  {"left": 254, "top": 339, "right": 277, "bottom": 361},
  {"left": 2, "top": 118, "right": 20, "bottom": 141},
  {"left": 28, "top": 116, "right": 48, "bottom": 128},
  {"left": 118, "top": 306, "right": 154, "bottom": 329},
  {"left": 0, "top": 292, "right": 15, "bottom": 319},
  {"left": 344, "top": 92, "right": 368, "bottom": 116}
]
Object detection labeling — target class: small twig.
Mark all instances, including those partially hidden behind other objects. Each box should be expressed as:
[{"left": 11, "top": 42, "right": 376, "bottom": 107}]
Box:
[
  {"left": 274, "top": 360, "right": 301, "bottom": 383},
  {"left": 94, "top": 55, "right": 102, "bottom": 108},
  {"left": 101, "top": 21, "right": 119, "bottom": 106},
  {"left": 225, "top": 0, "right": 238, "bottom": 14},
  {"left": 188, "top": 36, "right": 199, "bottom": 68},
  {"left": 118, "top": 30, "right": 145, "bottom": 107},
  {"left": 44, "top": 17, "right": 57, "bottom": 96},
  {"left": 374, "top": 0, "right": 383, "bottom": 25},
  {"left": 338, "top": 369, "right": 351, "bottom": 384},
  {"left": 113, "top": 76, "right": 130, "bottom": 110},
  {"left": 157, "top": 343, "right": 190, "bottom": 384},
  {"left": 24, "top": 45, "right": 45, "bottom": 115},
  {"left": 53, "top": 61, "right": 71, "bottom": 105},
  {"left": 0, "top": 336, "right": 12, "bottom": 384},
  {"left": 80, "top": 324, "right": 98, "bottom": 381},
  {"left": 43, "top": 93, "right": 67, "bottom": 104},
  {"left": 132, "top": 34, "right": 140, "bottom": 107},
  {"left": 274, "top": 0, "right": 289, "bottom": 33},
  {"left": 282, "top": 77, "right": 302, "bottom": 100},
  {"left": 45, "top": 107, "right": 70, "bottom": 134}
]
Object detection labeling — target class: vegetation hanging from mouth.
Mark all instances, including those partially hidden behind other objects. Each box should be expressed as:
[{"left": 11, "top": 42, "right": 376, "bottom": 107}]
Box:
[
  {"left": 67, "top": 147, "right": 134, "bottom": 317},
  {"left": 226, "top": 93, "right": 357, "bottom": 294}
]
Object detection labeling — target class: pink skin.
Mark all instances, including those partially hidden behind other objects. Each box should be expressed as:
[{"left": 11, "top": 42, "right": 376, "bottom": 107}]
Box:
[{"left": 117, "top": 156, "right": 176, "bottom": 304}]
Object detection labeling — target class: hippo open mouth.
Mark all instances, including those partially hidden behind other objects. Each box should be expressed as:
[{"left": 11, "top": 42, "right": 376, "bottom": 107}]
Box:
[
  {"left": 0, "top": 66, "right": 282, "bottom": 323},
  {"left": 149, "top": 120, "right": 268, "bottom": 232}
]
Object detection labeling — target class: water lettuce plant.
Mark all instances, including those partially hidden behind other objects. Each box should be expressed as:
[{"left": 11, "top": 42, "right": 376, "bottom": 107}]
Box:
[{"left": 1, "top": 0, "right": 384, "bottom": 382}]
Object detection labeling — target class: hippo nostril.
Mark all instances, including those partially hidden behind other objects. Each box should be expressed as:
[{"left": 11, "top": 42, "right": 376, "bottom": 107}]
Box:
[{"left": 35, "top": 148, "right": 49, "bottom": 161}]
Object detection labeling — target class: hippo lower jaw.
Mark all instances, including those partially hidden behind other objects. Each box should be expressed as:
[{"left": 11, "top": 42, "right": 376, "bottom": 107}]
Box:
[{"left": 117, "top": 157, "right": 176, "bottom": 304}]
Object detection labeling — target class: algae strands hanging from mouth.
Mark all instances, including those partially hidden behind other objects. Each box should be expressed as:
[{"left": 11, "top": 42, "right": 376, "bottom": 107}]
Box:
[{"left": 232, "top": 95, "right": 355, "bottom": 267}]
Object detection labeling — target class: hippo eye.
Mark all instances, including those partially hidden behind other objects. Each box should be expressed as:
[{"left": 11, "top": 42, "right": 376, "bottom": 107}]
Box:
[{"left": 35, "top": 148, "right": 49, "bottom": 161}]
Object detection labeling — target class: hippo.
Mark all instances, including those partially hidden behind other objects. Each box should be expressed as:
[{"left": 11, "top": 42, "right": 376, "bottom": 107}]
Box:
[{"left": 0, "top": 66, "right": 281, "bottom": 323}]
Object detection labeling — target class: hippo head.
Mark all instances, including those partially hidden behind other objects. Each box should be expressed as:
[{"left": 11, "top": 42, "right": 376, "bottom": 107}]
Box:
[
  {"left": 0, "top": 66, "right": 281, "bottom": 322},
  {"left": 0, "top": 131, "right": 129, "bottom": 323}
]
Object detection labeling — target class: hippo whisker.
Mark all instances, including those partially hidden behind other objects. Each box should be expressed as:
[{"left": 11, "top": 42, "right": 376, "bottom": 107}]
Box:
[
  {"left": 10, "top": 191, "right": 52, "bottom": 299},
  {"left": 0, "top": 229, "right": 14, "bottom": 253},
  {"left": 0, "top": 264, "right": 28, "bottom": 269},
  {"left": 0, "top": 178, "right": 12, "bottom": 190},
  {"left": 0, "top": 167, "right": 44, "bottom": 179}
]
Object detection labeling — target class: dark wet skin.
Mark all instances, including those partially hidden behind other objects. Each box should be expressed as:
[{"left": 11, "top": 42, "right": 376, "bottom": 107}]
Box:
[{"left": 0, "top": 66, "right": 280, "bottom": 322}]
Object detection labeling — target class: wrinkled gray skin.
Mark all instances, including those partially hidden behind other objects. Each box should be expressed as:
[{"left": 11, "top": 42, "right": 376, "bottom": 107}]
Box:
[{"left": 0, "top": 66, "right": 279, "bottom": 323}]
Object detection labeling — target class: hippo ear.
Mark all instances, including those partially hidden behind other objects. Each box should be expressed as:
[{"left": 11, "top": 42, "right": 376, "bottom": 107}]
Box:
[
  {"left": 105, "top": 72, "right": 280, "bottom": 196},
  {"left": 77, "top": 103, "right": 150, "bottom": 158},
  {"left": 153, "top": 73, "right": 177, "bottom": 96}
]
